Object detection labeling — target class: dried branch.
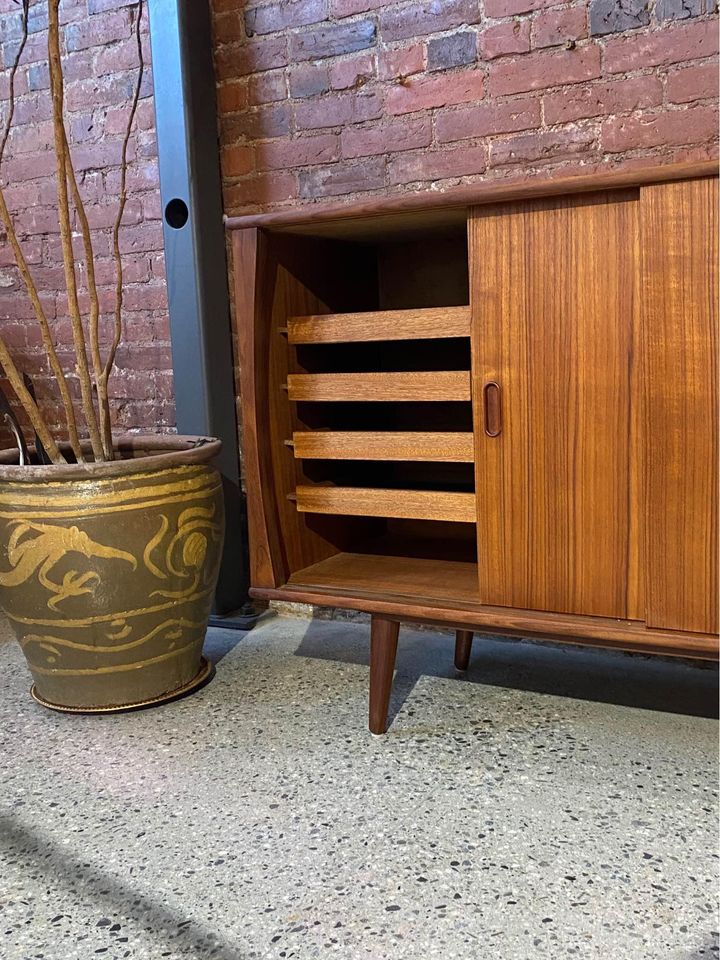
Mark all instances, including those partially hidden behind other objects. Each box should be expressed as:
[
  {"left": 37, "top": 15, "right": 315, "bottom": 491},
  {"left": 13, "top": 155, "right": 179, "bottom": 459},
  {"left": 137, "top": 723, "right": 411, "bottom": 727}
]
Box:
[
  {"left": 48, "top": 0, "right": 105, "bottom": 461},
  {"left": 0, "top": 0, "right": 28, "bottom": 163},
  {"left": 0, "top": 0, "right": 82, "bottom": 462},
  {"left": 62, "top": 129, "right": 108, "bottom": 457},
  {"left": 102, "top": 0, "right": 144, "bottom": 439},
  {"left": 0, "top": 336, "right": 63, "bottom": 463}
]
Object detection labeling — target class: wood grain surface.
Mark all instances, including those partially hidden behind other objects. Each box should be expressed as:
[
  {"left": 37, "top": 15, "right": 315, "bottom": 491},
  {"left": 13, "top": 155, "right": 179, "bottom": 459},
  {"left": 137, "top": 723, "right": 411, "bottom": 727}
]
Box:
[
  {"left": 642, "top": 177, "right": 718, "bottom": 635},
  {"left": 287, "top": 371, "right": 472, "bottom": 402},
  {"left": 471, "top": 191, "right": 640, "bottom": 618},
  {"left": 294, "top": 485, "right": 477, "bottom": 522},
  {"left": 287, "top": 306, "right": 470, "bottom": 344},
  {"left": 292, "top": 431, "right": 475, "bottom": 462}
]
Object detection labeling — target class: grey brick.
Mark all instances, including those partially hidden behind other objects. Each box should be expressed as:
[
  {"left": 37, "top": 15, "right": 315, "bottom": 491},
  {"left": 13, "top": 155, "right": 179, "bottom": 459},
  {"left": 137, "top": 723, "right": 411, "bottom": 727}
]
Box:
[
  {"left": 299, "top": 157, "right": 386, "bottom": 199},
  {"left": 245, "top": 0, "right": 328, "bottom": 37},
  {"left": 589, "top": 0, "right": 650, "bottom": 35},
  {"left": 27, "top": 63, "right": 50, "bottom": 92},
  {"left": 656, "top": 0, "right": 716, "bottom": 20},
  {"left": 290, "top": 20, "right": 376, "bottom": 61},
  {"left": 427, "top": 31, "right": 477, "bottom": 72}
]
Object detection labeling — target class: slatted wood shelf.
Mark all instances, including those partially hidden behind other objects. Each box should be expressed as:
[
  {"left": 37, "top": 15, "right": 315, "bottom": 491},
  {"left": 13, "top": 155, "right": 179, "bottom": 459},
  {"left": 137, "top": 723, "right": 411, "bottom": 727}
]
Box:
[
  {"left": 293, "top": 485, "right": 476, "bottom": 522},
  {"left": 286, "top": 371, "right": 472, "bottom": 402},
  {"left": 286, "top": 306, "right": 471, "bottom": 344},
  {"left": 292, "top": 431, "right": 474, "bottom": 462}
]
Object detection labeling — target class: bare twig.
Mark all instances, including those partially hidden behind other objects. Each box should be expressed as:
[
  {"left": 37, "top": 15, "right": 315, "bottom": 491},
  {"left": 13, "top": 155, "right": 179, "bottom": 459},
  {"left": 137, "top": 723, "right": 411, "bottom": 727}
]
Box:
[
  {"left": 48, "top": 0, "right": 105, "bottom": 461},
  {"left": 0, "top": 0, "right": 81, "bottom": 462},
  {"left": 102, "top": 0, "right": 144, "bottom": 447},
  {"left": 62, "top": 129, "right": 108, "bottom": 457},
  {"left": 0, "top": 0, "right": 28, "bottom": 163},
  {"left": 0, "top": 336, "right": 63, "bottom": 463}
]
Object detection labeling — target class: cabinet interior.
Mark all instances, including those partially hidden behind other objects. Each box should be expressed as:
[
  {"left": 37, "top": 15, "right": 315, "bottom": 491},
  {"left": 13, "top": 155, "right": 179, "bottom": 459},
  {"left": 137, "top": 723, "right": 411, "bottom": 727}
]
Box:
[{"left": 263, "top": 217, "right": 477, "bottom": 590}]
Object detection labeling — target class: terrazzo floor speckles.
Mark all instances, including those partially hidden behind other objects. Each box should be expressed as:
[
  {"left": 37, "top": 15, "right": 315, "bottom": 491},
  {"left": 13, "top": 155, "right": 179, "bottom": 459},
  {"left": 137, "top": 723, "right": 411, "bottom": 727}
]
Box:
[{"left": 0, "top": 613, "right": 717, "bottom": 960}]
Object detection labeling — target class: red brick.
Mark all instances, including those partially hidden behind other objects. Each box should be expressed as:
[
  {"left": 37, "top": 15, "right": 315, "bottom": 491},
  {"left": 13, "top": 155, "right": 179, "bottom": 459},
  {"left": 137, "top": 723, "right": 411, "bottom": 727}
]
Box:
[
  {"left": 388, "top": 144, "right": 487, "bottom": 183},
  {"left": 65, "top": 73, "right": 138, "bottom": 112},
  {"left": 485, "top": 0, "right": 560, "bottom": 14},
  {"left": 0, "top": 239, "right": 41, "bottom": 267},
  {"left": 377, "top": 44, "right": 425, "bottom": 81},
  {"left": 386, "top": 70, "right": 485, "bottom": 115},
  {"left": 532, "top": 6, "right": 587, "bottom": 49},
  {"left": 436, "top": 98, "right": 540, "bottom": 142},
  {"left": 104, "top": 101, "right": 154, "bottom": 137},
  {"left": 93, "top": 35, "right": 149, "bottom": 78},
  {"left": 380, "top": 0, "right": 480, "bottom": 43},
  {"left": 255, "top": 134, "right": 339, "bottom": 170},
  {"left": 213, "top": 11, "right": 244, "bottom": 46},
  {"left": 666, "top": 62, "right": 719, "bottom": 104},
  {"left": 222, "top": 143, "right": 256, "bottom": 176},
  {"left": 490, "top": 126, "right": 597, "bottom": 166},
  {"left": 544, "top": 76, "right": 663, "bottom": 124},
  {"left": 341, "top": 117, "right": 431, "bottom": 158},
  {"left": 602, "top": 104, "right": 719, "bottom": 152},
  {"left": 224, "top": 173, "right": 297, "bottom": 210},
  {"left": 604, "top": 21, "right": 719, "bottom": 74},
  {"left": 13, "top": 93, "right": 53, "bottom": 126},
  {"left": 489, "top": 44, "right": 601, "bottom": 96},
  {"left": 69, "top": 139, "right": 138, "bottom": 172},
  {"left": 217, "top": 80, "right": 249, "bottom": 114},
  {"left": 295, "top": 90, "right": 382, "bottom": 129},
  {"left": 121, "top": 284, "right": 168, "bottom": 312},
  {"left": 224, "top": 103, "right": 291, "bottom": 140},
  {"left": 480, "top": 20, "right": 531, "bottom": 60},
  {"left": 115, "top": 343, "right": 173, "bottom": 371},
  {"left": 329, "top": 53, "right": 376, "bottom": 90},
  {"left": 298, "top": 157, "right": 386, "bottom": 197},
  {"left": 78, "top": 199, "right": 142, "bottom": 230},
  {"left": 91, "top": 256, "right": 151, "bottom": 286},
  {"left": 248, "top": 69, "right": 287, "bottom": 105},
  {"left": 119, "top": 222, "right": 165, "bottom": 255},
  {"left": 7, "top": 120, "right": 54, "bottom": 155}
]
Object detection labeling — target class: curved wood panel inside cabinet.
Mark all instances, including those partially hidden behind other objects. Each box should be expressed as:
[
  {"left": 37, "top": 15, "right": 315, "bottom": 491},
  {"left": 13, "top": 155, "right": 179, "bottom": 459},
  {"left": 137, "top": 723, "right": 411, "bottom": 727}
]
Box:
[{"left": 232, "top": 228, "right": 286, "bottom": 588}]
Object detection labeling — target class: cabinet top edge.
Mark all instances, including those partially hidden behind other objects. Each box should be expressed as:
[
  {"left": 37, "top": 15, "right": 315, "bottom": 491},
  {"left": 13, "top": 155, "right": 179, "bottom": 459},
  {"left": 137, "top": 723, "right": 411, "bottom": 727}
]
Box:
[{"left": 224, "top": 160, "right": 717, "bottom": 237}]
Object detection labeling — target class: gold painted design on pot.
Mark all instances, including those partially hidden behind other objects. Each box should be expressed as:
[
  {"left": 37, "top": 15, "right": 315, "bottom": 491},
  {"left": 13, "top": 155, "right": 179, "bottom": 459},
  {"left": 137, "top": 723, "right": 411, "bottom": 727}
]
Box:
[
  {"left": 21, "top": 616, "right": 208, "bottom": 657},
  {"left": 4, "top": 585, "right": 216, "bottom": 628},
  {"left": 0, "top": 520, "right": 137, "bottom": 610},
  {"left": 28, "top": 636, "right": 202, "bottom": 676}
]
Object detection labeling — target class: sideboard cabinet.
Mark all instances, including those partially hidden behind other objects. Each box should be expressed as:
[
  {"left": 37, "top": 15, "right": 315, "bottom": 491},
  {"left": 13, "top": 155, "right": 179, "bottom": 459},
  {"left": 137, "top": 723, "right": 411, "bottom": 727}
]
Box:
[{"left": 229, "top": 163, "right": 718, "bottom": 733}]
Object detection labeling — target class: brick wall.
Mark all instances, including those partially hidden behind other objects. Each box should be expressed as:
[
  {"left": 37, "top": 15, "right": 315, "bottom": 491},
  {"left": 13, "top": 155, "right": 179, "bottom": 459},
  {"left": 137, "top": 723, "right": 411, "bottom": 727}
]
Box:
[
  {"left": 0, "top": 0, "right": 173, "bottom": 442},
  {"left": 211, "top": 0, "right": 718, "bottom": 215}
]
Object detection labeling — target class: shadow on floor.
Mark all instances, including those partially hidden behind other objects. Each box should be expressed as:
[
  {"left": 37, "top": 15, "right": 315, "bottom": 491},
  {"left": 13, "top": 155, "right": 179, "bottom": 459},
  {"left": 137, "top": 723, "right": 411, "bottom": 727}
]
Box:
[
  {"left": 0, "top": 814, "right": 247, "bottom": 960},
  {"left": 294, "top": 616, "right": 719, "bottom": 726},
  {"left": 203, "top": 627, "right": 250, "bottom": 665}
]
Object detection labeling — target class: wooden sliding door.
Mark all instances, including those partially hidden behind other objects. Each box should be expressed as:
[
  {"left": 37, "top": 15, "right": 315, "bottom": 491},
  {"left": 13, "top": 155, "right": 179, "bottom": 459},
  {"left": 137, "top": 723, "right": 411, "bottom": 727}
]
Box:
[
  {"left": 470, "top": 191, "right": 642, "bottom": 619},
  {"left": 641, "top": 178, "right": 718, "bottom": 635}
]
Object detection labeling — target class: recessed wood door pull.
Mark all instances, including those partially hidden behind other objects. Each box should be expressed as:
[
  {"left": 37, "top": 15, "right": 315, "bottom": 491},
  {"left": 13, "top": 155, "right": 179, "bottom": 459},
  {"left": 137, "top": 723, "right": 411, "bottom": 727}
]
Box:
[{"left": 483, "top": 381, "right": 502, "bottom": 437}]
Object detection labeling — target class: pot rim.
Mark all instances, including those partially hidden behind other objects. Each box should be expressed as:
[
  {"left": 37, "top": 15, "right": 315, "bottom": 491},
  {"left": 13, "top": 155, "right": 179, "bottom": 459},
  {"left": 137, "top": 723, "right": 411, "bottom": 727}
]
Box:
[{"left": 0, "top": 434, "right": 222, "bottom": 482}]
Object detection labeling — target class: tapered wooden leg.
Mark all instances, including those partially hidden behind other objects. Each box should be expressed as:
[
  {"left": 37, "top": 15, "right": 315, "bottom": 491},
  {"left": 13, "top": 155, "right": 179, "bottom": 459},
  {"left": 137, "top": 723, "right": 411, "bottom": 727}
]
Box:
[
  {"left": 369, "top": 615, "right": 399, "bottom": 735},
  {"left": 454, "top": 630, "right": 473, "bottom": 671}
]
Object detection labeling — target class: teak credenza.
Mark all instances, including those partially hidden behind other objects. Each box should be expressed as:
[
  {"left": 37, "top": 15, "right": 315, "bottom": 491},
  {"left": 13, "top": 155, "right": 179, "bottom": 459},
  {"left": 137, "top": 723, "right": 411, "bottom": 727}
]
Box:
[{"left": 228, "top": 161, "right": 719, "bottom": 734}]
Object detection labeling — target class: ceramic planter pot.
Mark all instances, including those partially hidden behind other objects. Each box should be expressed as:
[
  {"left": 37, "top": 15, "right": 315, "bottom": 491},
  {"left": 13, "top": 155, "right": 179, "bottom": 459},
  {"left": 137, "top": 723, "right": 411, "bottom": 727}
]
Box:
[{"left": 0, "top": 435, "right": 224, "bottom": 712}]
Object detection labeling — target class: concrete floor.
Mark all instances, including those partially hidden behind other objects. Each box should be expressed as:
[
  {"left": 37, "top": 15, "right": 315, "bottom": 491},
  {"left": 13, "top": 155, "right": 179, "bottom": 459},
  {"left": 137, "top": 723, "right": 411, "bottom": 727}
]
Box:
[{"left": 0, "top": 612, "right": 717, "bottom": 960}]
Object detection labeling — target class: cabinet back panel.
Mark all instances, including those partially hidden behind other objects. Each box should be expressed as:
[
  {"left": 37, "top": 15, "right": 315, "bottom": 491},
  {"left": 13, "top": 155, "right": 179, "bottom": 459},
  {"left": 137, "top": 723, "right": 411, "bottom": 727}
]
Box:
[{"left": 471, "top": 190, "right": 640, "bottom": 619}]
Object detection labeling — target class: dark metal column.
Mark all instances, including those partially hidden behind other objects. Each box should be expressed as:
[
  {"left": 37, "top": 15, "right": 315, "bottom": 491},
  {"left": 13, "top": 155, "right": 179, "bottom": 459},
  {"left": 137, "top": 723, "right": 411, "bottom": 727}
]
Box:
[{"left": 148, "top": 0, "right": 253, "bottom": 622}]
